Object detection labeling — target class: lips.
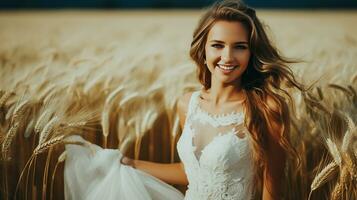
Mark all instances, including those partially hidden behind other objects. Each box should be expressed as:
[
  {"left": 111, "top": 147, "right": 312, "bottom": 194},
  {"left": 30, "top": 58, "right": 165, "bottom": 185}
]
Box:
[{"left": 216, "top": 64, "right": 238, "bottom": 71}]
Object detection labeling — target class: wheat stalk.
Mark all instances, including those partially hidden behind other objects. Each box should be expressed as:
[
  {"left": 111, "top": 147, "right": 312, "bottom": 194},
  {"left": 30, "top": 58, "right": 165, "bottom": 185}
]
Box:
[
  {"left": 342, "top": 117, "right": 355, "bottom": 153},
  {"left": 311, "top": 162, "right": 338, "bottom": 191},
  {"left": 35, "top": 109, "right": 53, "bottom": 134},
  {"left": 328, "top": 84, "right": 353, "bottom": 97},
  {"left": 342, "top": 153, "right": 357, "bottom": 180},
  {"left": 316, "top": 86, "right": 324, "bottom": 100},
  {"left": 24, "top": 118, "right": 35, "bottom": 138},
  {"left": 58, "top": 151, "right": 67, "bottom": 162},
  {"left": 331, "top": 167, "right": 350, "bottom": 200},
  {"left": 0, "top": 91, "right": 13, "bottom": 108},
  {"left": 141, "top": 108, "right": 157, "bottom": 133},
  {"left": 100, "top": 87, "right": 123, "bottom": 146},
  {"left": 11, "top": 99, "right": 30, "bottom": 124},
  {"left": 105, "top": 85, "right": 124, "bottom": 104},
  {"left": 50, "top": 151, "right": 66, "bottom": 200},
  {"left": 101, "top": 108, "right": 110, "bottom": 136},
  {"left": 4, "top": 103, "right": 16, "bottom": 121},
  {"left": 118, "top": 92, "right": 139, "bottom": 107},
  {"left": 326, "top": 138, "right": 342, "bottom": 166},
  {"left": 34, "top": 135, "right": 84, "bottom": 155},
  {"left": 171, "top": 114, "right": 180, "bottom": 137},
  {"left": 65, "top": 121, "right": 86, "bottom": 127},
  {"left": 331, "top": 182, "right": 343, "bottom": 200},
  {"left": 34, "top": 135, "right": 65, "bottom": 154},
  {"left": 39, "top": 116, "right": 59, "bottom": 145},
  {"left": 1, "top": 123, "right": 19, "bottom": 160}
]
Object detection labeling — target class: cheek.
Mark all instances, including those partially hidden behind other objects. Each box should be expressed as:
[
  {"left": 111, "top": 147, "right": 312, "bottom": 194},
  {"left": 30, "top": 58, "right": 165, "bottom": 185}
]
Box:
[
  {"left": 236, "top": 53, "right": 251, "bottom": 73},
  {"left": 239, "top": 52, "right": 251, "bottom": 66},
  {"left": 205, "top": 49, "right": 218, "bottom": 61},
  {"left": 205, "top": 50, "right": 220, "bottom": 69}
]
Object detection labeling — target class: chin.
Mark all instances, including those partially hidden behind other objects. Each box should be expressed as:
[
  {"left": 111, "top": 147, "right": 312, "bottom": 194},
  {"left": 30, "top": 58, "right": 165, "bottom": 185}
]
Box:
[{"left": 215, "top": 76, "right": 240, "bottom": 85}]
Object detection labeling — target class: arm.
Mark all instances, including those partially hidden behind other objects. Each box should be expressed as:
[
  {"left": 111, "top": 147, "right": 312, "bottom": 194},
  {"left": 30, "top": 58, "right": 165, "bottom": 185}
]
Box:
[
  {"left": 262, "top": 96, "right": 286, "bottom": 200},
  {"left": 120, "top": 92, "right": 193, "bottom": 186},
  {"left": 123, "top": 159, "right": 188, "bottom": 185}
]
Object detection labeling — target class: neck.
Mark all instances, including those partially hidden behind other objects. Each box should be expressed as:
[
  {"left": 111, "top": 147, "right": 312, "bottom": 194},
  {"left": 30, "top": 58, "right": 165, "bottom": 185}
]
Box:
[{"left": 206, "top": 77, "right": 245, "bottom": 106}]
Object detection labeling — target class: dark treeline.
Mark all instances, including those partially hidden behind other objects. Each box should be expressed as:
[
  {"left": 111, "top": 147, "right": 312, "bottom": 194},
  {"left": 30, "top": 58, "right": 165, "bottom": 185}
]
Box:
[{"left": 1, "top": 0, "right": 357, "bottom": 9}]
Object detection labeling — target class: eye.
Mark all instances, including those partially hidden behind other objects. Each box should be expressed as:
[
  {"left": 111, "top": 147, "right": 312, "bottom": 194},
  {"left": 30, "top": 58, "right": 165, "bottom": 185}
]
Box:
[
  {"left": 211, "top": 44, "right": 224, "bottom": 48},
  {"left": 235, "top": 45, "right": 248, "bottom": 50}
]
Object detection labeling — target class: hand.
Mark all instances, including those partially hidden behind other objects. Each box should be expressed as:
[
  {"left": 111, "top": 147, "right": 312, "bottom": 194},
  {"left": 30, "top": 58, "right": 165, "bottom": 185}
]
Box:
[{"left": 120, "top": 156, "right": 135, "bottom": 168}]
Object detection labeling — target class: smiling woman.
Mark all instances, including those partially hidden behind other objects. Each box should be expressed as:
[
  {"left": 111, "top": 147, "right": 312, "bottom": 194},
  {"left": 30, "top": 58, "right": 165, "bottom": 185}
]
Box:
[
  {"left": 187, "top": 0, "right": 310, "bottom": 199},
  {"left": 204, "top": 21, "right": 251, "bottom": 85},
  {"left": 64, "top": 0, "right": 307, "bottom": 199}
]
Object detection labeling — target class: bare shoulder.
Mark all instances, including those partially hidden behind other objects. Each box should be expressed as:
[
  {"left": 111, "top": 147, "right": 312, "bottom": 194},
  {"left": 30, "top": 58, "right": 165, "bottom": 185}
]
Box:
[
  {"left": 177, "top": 92, "right": 194, "bottom": 113},
  {"left": 177, "top": 92, "right": 194, "bottom": 128}
]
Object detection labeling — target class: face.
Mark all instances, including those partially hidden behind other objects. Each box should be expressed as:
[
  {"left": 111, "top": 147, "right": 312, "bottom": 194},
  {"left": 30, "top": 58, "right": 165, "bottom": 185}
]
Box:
[{"left": 205, "top": 20, "right": 251, "bottom": 85}]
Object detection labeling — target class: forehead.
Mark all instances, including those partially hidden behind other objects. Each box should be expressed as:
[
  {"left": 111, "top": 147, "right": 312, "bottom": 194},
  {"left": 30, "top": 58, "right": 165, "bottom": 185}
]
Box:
[{"left": 207, "top": 20, "right": 249, "bottom": 42}]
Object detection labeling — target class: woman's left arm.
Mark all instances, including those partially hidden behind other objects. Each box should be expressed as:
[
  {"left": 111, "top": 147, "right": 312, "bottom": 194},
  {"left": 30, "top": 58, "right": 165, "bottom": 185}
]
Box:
[{"left": 262, "top": 96, "right": 287, "bottom": 200}]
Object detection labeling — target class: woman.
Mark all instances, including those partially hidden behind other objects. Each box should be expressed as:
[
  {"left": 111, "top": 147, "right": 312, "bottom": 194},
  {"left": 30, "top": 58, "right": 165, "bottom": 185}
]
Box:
[{"left": 65, "top": 0, "right": 305, "bottom": 199}]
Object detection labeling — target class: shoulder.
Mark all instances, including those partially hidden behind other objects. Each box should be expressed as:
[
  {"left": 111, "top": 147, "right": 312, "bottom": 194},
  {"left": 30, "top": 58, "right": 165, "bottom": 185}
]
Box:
[
  {"left": 177, "top": 91, "right": 195, "bottom": 128},
  {"left": 177, "top": 92, "right": 194, "bottom": 115}
]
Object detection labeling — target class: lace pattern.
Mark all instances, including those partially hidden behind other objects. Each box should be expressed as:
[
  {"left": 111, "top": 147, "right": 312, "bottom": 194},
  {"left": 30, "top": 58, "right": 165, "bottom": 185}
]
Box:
[
  {"left": 191, "top": 92, "right": 245, "bottom": 128},
  {"left": 177, "top": 91, "right": 254, "bottom": 200}
]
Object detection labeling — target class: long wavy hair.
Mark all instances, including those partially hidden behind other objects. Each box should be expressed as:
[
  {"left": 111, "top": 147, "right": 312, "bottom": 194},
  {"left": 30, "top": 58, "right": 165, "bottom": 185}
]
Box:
[{"left": 189, "top": 0, "right": 306, "bottom": 194}]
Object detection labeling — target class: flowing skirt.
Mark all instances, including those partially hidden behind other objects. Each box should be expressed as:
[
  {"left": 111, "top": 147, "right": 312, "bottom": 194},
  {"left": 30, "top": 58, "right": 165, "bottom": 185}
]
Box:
[{"left": 64, "top": 136, "right": 185, "bottom": 200}]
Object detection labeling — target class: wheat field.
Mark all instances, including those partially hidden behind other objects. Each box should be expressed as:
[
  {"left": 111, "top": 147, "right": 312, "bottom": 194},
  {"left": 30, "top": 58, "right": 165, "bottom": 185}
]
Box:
[{"left": 0, "top": 10, "right": 356, "bottom": 199}]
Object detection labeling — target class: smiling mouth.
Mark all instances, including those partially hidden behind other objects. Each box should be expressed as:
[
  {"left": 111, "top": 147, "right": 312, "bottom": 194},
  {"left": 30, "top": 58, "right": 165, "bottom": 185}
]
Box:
[{"left": 216, "top": 64, "right": 238, "bottom": 71}]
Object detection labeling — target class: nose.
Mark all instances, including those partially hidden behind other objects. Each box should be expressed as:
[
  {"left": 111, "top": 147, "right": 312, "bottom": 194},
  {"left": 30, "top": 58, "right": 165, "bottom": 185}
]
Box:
[{"left": 221, "top": 47, "right": 234, "bottom": 63}]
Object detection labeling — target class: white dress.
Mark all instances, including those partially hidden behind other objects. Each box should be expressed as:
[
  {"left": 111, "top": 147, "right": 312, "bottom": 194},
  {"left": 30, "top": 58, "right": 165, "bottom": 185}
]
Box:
[
  {"left": 64, "top": 90, "right": 254, "bottom": 200},
  {"left": 177, "top": 91, "right": 254, "bottom": 200}
]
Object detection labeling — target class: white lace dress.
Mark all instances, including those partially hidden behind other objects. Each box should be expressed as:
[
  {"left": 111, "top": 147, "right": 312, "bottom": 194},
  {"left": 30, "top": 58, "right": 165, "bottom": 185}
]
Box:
[
  {"left": 177, "top": 91, "right": 254, "bottom": 200},
  {"left": 64, "top": 90, "right": 254, "bottom": 200}
]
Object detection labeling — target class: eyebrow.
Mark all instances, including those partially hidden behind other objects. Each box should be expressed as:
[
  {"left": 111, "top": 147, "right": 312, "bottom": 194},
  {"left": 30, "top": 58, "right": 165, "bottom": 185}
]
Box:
[{"left": 209, "top": 40, "right": 248, "bottom": 45}]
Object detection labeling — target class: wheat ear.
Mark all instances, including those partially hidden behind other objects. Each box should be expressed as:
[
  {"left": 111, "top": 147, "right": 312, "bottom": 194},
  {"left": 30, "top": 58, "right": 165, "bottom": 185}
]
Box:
[
  {"left": 34, "top": 135, "right": 65, "bottom": 154},
  {"left": 39, "top": 116, "right": 59, "bottom": 144},
  {"left": 342, "top": 116, "right": 355, "bottom": 152},
  {"left": 1, "top": 123, "right": 19, "bottom": 160},
  {"left": 331, "top": 183, "right": 343, "bottom": 200},
  {"left": 11, "top": 99, "right": 30, "bottom": 124},
  {"left": 311, "top": 162, "right": 338, "bottom": 191},
  {"left": 0, "top": 91, "right": 13, "bottom": 108},
  {"left": 326, "top": 138, "right": 342, "bottom": 166},
  {"left": 34, "top": 109, "right": 52, "bottom": 134},
  {"left": 34, "top": 135, "right": 84, "bottom": 154}
]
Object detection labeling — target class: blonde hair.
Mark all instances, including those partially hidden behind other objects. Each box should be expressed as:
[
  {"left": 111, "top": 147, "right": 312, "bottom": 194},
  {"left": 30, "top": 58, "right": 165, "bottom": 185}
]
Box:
[{"left": 189, "top": 0, "right": 306, "bottom": 194}]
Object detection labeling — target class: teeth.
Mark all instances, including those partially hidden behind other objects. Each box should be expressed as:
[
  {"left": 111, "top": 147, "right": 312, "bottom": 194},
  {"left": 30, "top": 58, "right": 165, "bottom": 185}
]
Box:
[{"left": 218, "top": 64, "right": 237, "bottom": 70}]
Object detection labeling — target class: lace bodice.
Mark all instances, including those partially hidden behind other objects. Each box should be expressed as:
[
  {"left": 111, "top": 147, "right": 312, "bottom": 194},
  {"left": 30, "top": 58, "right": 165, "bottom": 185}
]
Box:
[{"left": 177, "top": 91, "right": 254, "bottom": 200}]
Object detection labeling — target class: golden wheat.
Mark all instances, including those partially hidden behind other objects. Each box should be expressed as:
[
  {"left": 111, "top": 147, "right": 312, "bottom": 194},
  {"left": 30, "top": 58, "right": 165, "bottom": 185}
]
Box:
[
  {"left": 326, "top": 138, "right": 342, "bottom": 166},
  {"left": 0, "top": 10, "right": 356, "bottom": 200},
  {"left": 39, "top": 116, "right": 59, "bottom": 145},
  {"left": 11, "top": 99, "right": 30, "bottom": 123},
  {"left": 342, "top": 116, "right": 355, "bottom": 152},
  {"left": 1, "top": 123, "right": 19, "bottom": 160},
  {"left": 24, "top": 118, "right": 35, "bottom": 138},
  {"left": 35, "top": 109, "right": 53, "bottom": 134},
  {"left": 33, "top": 135, "right": 65, "bottom": 154},
  {"left": 0, "top": 91, "right": 13, "bottom": 108},
  {"left": 310, "top": 162, "right": 338, "bottom": 191},
  {"left": 331, "top": 182, "right": 343, "bottom": 200}
]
